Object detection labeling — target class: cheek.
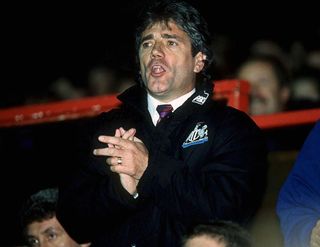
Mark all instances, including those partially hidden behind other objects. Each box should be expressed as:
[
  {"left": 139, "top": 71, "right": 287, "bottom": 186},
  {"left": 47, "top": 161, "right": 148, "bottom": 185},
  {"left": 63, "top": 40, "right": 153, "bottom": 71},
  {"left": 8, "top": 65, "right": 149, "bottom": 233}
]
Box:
[
  {"left": 139, "top": 56, "right": 149, "bottom": 73},
  {"left": 265, "top": 85, "right": 279, "bottom": 97},
  {"left": 139, "top": 50, "right": 149, "bottom": 64}
]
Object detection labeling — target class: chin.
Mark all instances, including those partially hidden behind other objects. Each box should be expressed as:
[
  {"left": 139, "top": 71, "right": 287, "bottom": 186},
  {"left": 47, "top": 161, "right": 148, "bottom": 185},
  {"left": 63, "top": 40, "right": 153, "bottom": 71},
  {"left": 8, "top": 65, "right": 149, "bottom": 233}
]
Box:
[{"left": 148, "top": 85, "right": 168, "bottom": 94}]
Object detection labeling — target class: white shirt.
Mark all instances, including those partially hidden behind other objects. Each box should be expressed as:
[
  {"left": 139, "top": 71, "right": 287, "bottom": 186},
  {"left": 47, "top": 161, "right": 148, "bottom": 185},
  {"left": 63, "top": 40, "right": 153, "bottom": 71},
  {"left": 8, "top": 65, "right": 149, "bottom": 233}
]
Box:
[{"left": 147, "top": 89, "right": 196, "bottom": 126}]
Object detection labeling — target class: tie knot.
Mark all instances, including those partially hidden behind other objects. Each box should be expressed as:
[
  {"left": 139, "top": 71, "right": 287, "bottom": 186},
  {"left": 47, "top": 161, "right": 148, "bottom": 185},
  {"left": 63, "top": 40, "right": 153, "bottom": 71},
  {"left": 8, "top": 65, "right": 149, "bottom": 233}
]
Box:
[{"left": 156, "top": 104, "right": 173, "bottom": 123}]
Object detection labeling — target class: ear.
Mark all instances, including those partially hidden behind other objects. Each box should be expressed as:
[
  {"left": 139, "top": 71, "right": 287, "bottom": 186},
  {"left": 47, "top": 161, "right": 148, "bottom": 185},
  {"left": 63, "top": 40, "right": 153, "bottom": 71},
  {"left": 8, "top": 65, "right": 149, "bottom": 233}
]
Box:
[{"left": 193, "top": 52, "right": 207, "bottom": 73}]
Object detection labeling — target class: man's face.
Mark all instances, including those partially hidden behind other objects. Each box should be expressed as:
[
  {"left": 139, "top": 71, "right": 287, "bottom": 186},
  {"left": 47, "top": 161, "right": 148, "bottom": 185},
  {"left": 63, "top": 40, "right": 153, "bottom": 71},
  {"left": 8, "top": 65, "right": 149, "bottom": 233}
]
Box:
[
  {"left": 138, "top": 21, "right": 205, "bottom": 102},
  {"left": 25, "top": 216, "right": 81, "bottom": 247},
  {"left": 238, "top": 61, "right": 284, "bottom": 115}
]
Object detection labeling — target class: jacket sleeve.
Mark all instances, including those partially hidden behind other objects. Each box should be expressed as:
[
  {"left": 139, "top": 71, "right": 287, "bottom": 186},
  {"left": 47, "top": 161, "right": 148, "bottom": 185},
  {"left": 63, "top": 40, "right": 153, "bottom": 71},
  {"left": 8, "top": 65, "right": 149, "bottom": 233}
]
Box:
[
  {"left": 276, "top": 120, "right": 320, "bottom": 247},
  {"left": 56, "top": 112, "right": 139, "bottom": 243},
  {"left": 137, "top": 107, "right": 268, "bottom": 225}
]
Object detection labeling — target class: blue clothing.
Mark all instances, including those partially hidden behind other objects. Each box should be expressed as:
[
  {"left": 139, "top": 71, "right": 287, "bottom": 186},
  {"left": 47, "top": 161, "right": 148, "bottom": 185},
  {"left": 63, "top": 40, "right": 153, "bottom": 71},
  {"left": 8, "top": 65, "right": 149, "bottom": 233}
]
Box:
[{"left": 276, "top": 120, "right": 320, "bottom": 247}]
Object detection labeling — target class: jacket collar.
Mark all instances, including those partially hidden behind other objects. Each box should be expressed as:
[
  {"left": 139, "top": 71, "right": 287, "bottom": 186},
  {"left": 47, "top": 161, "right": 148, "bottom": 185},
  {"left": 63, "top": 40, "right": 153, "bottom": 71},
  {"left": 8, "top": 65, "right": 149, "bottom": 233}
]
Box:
[{"left": 117, "top": 81, "right": 214, "bottom": 116}]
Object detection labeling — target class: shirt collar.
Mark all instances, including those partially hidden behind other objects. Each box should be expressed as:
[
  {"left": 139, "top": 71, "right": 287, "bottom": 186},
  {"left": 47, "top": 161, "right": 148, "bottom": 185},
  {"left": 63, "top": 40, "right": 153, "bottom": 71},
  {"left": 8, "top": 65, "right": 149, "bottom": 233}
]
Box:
[{"left": 147, "top": 89, "right": 195, "bottom": 126}]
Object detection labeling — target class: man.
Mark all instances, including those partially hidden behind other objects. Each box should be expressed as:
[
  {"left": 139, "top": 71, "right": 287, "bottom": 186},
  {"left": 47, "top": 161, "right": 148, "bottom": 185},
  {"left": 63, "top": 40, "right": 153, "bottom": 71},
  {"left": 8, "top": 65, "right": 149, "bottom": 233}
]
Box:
[
  {"left": 276, "top": 120, "right": 320, "bottom": 247},
  {"left": 20, "top": 188, "right": 90, "bottom": 247},
  {"left": 181, "top": 220, "right": 252, "bottom": 247},
  {"left": 236, "top": 54, "right": 290, "bottom": 115},
  {"left": 57, "top": 1, "right": 268, "bottom": 246}
]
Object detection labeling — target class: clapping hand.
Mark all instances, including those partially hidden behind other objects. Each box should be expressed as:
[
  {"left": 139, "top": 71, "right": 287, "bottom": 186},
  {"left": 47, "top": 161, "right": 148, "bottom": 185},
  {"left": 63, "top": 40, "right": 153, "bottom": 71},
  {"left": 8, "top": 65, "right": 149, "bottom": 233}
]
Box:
[{"left": 93, "top": 127, "right": 148, "bottom": 195}]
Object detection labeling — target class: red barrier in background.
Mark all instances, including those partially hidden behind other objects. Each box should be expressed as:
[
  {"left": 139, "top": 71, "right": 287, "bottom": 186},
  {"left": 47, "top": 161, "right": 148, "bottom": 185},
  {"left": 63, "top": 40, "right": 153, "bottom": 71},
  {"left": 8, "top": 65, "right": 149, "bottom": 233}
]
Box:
[
  {"left": 253, "top": 108, "right": 320, "bottom": 129},
  {"left": 0, "top": 94, "right": 120, "bottom": 127},
  {"left": 0, "top": 79, "right": 319, "bottom": 128}
]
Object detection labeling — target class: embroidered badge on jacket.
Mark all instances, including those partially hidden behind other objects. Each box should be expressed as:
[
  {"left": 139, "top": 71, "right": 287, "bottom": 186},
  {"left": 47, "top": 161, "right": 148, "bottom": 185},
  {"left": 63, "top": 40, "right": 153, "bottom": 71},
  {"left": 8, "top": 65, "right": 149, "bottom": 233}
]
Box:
[
  {"left": 182, "top": 122, "right": 208, "bottom": 148},
  {"left": 192, "top": 91, "right": 209, "bottom": 105}
]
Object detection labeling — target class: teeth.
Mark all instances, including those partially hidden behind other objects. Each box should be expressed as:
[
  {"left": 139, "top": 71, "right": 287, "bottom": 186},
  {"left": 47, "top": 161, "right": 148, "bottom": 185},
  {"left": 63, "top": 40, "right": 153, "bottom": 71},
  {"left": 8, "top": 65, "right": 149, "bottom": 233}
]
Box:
[{"left": 152, "top": 65, "right": 164, "bottom": 73}]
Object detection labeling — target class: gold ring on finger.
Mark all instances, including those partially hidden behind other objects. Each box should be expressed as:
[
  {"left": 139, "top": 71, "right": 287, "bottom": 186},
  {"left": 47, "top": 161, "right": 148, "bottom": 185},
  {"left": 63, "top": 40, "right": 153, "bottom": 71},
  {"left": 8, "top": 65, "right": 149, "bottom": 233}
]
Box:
[{"left": 117, "top": 157, "right": 122, "bottom": 165}]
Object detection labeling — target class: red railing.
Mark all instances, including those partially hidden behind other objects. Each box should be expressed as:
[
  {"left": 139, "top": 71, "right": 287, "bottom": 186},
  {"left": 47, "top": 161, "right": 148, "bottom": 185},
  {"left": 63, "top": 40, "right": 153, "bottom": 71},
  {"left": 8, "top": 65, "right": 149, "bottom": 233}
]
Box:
[
  {"left": 0, "top": 79, "right": 319, "bottom": 128},
  {"left": 0, "top": 94, "right": 120, "bottom": 127},
  {"left": 252, "top": 108, "right": 320, "bottom": 129}
]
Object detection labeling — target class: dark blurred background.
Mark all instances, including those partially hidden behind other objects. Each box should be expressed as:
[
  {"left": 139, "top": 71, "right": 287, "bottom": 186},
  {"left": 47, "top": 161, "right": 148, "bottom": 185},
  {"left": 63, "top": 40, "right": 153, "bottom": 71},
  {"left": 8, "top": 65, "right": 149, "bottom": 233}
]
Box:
[
  {"left": 2, "top": 0, "right": 319, "bottom": 107},
  {"left": 1, "top": 1, "right": 319, "bottom": 246}
]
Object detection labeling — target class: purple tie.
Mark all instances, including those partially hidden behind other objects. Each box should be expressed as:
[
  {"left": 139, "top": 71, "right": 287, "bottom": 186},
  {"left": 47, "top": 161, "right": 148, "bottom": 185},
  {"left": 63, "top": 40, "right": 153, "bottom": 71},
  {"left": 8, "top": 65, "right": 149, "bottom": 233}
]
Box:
[{"left": 156, "top": 104, "right": 173, "bottom": 124}]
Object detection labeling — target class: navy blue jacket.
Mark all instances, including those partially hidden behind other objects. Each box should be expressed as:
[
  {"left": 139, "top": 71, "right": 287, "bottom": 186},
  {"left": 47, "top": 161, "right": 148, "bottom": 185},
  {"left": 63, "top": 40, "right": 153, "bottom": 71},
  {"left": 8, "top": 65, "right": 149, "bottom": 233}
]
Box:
[
  {"left": 57, "top": 83, "right": 268, "bottom": 247},
  {"left": 277, "top": 120, "right": 320, "bottom": 247}
]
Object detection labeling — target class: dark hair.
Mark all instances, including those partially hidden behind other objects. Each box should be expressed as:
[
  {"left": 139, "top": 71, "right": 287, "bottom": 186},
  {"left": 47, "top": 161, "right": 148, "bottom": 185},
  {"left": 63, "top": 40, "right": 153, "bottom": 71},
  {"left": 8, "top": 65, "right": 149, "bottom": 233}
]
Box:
[
  {"left": 20, "top": 188, "right": 58, "bottom": 234},
  {"left": 238, "top": 54, "right": 290, "bottom": 88},
  {"left": 134, "top": 0, "right": 214, "bottom": 85},
  {"left": 182, "top": 220, "right": 252, "bottom": 247}
]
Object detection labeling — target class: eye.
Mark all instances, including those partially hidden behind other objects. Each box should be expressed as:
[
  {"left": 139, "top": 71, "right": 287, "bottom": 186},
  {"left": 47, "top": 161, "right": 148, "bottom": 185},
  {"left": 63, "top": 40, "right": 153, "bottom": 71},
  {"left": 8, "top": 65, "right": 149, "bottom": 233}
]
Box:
[
  {"left": 141, "top": 41, "right": 153, "bottom": 49},
  {"left": 27, "top": 238, "right": 39, "bottom": 247},
  {"left": 167, "top": 40, "right": 178, "bottom": 46},
  {"left": 47, "top": 231, "right": 58, "bottom": 240}
]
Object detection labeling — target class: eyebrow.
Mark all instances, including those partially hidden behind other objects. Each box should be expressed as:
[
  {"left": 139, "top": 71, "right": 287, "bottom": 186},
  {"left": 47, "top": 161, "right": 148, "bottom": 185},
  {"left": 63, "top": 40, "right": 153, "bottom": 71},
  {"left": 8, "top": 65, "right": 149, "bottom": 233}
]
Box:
[
  {"left": 162, "top": 33, "right": 182, "bottom": 41},
  {"left": 140, "top": 33, "right": 182, "bottom": 44},
  {"left": 42, "top": 226, "right": 59, "bottom": 235},
  {"left": 140, "top": 34, "right": 154, "bottom": 44}
]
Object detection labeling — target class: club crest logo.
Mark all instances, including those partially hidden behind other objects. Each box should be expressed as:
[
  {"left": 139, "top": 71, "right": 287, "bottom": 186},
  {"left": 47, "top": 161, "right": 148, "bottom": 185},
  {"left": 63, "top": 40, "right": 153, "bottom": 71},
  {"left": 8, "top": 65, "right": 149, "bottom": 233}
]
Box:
[
  {"left": 182, "top": 122, "right": 208, "bottom": 148},
  {"left": 192, "top": 90, "right": 209, "bottom": 105}
]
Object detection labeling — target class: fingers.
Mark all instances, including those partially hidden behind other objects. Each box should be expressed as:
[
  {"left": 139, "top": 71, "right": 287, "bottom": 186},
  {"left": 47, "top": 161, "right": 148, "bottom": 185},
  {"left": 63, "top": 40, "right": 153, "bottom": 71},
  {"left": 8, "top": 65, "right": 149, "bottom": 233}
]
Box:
[
  {"left": 115, "top": 128, "right": 121, "bottom": 138},
  {"left": 106, "top": 156, "right": 122, "bottom": 166},
  {"left": 120, "top": 127, "right": 136, "bottom": 140},
  {"left": 133, "top": 136, "right": 142, "bottom": 143},
  {"left": 110, "top": 162, "right": 133, "bottom": 175},
  {"left": 94, "top": 128, "right": 136, "bottom": 159},
  {"left": 98, "top": 131, "right": 138, "bottom": 148},
  {"left": 98, "top": 135, "right": 124, "bottom": 147},
  {"left": 94, "top": 128, "right": 146, "bottom": 180},
  {"left": 105, "top": 155, "right": 133, "bottom": 176},
  {"left": 108, "top": 129, "right": 121, "bottom": 148},
  {"left": 93, "top": 146, "right": 124, "bottom": 158}
]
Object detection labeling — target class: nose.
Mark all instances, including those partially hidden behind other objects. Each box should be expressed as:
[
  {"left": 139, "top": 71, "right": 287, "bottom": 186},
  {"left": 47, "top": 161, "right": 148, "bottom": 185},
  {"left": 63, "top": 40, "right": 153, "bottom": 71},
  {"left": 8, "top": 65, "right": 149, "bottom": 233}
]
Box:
[{"left": 151, "top": 42, "right": 164, "bottom": 59}]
